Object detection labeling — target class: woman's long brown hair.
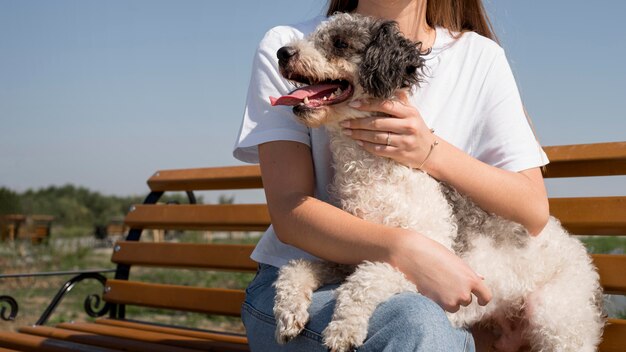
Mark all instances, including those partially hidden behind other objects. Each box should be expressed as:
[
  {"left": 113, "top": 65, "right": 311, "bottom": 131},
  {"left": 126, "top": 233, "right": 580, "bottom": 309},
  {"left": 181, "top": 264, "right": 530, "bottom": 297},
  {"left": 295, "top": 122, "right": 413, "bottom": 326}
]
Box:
[{"left": 327, "top": 0, "right": 498, "bottom": 43}]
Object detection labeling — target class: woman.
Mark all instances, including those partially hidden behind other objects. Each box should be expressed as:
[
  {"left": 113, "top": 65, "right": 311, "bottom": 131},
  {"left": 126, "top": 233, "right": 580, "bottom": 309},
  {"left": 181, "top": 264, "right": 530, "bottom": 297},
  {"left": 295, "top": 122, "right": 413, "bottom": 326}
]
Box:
[{"left": 233, "top": 0, "right": 549, "bottom": 350}]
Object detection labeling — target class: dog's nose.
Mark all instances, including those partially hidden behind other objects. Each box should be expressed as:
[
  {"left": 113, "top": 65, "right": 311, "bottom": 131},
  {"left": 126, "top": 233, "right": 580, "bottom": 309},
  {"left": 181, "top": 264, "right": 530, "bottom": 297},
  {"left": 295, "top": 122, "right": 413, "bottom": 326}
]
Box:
[{"left": 277, "top": 46, "right": 297, "bottom": 62}]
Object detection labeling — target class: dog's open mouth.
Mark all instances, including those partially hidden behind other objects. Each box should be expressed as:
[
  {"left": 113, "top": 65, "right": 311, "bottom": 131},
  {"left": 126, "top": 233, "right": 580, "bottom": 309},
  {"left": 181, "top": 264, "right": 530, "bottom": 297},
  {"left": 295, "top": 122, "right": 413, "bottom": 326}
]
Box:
[{"left": 270, "top": 80, "right": 353, "bottom": 108}]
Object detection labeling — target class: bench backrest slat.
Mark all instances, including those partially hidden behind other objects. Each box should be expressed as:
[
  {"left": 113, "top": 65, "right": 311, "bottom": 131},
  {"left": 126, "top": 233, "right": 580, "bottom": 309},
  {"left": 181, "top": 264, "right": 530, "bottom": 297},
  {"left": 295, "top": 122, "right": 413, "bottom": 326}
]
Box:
[
  {"left": 103, "top": 280, "right": 245, "bottom": 317},
  {"left": 111, "top": 242, "right": 257, "bottom": 271},
  {"left": 543, "top": 142, "right": 626, "bottom": 178},
  {"left": 592, "top": 254, "right": 626, "bottom": 294},
  {"left": 600, "top": 319, "right": 626, "bottom": 352},
  {"left": 147, "top": 165, "right": 262, "bottom": 191},
  {"left": 549, "top": 197, "right": 626, "bottom": 235},
  {"left": 124, "top": 204, "right": 270, "bottom": 231}
]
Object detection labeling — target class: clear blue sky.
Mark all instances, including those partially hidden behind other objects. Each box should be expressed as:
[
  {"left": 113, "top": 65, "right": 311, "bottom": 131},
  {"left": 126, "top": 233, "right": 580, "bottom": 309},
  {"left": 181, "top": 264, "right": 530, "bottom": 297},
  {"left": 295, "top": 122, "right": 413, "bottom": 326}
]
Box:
[{"left": 1, "top": 0, "right": 624, "bottom": 198}]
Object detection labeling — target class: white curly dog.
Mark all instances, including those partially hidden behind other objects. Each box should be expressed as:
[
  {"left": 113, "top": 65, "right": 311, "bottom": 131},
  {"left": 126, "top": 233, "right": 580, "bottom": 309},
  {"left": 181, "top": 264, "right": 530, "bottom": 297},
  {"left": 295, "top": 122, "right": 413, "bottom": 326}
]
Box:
[{"left": 269, "top": 13, "right": 604, "bottom": 352}]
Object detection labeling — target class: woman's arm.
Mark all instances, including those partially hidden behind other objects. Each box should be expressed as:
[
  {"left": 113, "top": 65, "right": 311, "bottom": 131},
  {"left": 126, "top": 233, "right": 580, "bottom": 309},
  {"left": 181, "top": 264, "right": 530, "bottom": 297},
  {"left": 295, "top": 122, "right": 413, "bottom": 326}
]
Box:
[
  {"left": 259, "top": 140, "right": 492, "bottom": 312},
  {"left": 343, "top": 93, "right": 549, "bottom": 235}
]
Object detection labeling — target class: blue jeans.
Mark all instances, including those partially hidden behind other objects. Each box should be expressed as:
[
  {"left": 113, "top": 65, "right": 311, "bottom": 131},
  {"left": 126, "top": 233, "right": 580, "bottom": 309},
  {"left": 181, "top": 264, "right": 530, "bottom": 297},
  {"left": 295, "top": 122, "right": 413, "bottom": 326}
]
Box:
[{"left": 241, "top": 264, "right": 475, "bottom": 351}]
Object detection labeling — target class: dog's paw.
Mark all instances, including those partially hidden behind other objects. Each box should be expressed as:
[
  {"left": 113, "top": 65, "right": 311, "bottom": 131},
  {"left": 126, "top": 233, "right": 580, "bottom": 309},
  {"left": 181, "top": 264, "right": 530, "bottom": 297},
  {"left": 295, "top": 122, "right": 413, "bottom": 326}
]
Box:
[
  {"left": 323, "top": 320, "right": 367, "bottom": 352},
  {"left": 274, "top": 307, "right": 310, "bottom": 344}
]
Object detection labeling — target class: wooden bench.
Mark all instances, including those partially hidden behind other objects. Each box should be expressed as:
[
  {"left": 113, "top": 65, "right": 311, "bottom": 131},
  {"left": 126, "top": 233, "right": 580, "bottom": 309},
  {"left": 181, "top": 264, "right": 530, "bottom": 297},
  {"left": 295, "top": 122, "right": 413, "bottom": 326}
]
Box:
[
  {"left": 0, "top": 141, "right": 624, "bottom": 351},
  {"left": 0, "top": 214, "right": 53, "bottom": 245}
]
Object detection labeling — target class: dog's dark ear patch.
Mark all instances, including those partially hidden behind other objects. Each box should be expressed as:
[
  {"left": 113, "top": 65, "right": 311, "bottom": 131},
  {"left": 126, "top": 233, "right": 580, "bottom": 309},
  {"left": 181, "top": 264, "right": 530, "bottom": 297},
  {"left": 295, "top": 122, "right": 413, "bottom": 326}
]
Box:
[{"left": 359, "top": 21, "right": 426, "bottom": 98}]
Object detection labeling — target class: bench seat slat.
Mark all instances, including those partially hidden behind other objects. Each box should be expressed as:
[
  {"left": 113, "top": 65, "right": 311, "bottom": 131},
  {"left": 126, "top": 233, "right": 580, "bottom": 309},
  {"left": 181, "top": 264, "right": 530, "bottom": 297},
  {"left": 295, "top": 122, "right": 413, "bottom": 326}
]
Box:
[
  {"left": 103, "top": 280, "right": 245, "bottom": 316},
  {"left": 18, "top": 325, "right": 196, "bottom": 352},
  {"left": 96, "top": 318, "right": 248, "bottom": 345},
  {"left": 148, "top": 165, "right": 262, "bottom": 191},
  {"left": 0, "top": 331, "right": 118, "bottom": 352},
  {"left": 600, "top": 318, "right": 626, "bottom": 352},
  {"left": 57, "top": 322, "right": 249, "bottom": 352},
  {"left": 593, "top": 254, "right": 626, "bottom": 294},
  {"left": 124, "top": 204, "right": 270, "bottom": 231},
  {"left": 549, "top": 197, "right": 626, "bottom": 235},
  {"left": 111, "top": 241, "right": 257, "bottom": 271},
  {"left": 543, "top": 142, "right": 626, "bottom": 178}
]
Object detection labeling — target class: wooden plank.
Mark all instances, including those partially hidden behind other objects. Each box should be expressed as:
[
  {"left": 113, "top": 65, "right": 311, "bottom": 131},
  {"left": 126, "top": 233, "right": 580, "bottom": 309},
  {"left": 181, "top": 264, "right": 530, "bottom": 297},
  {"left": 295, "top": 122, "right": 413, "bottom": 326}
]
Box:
[
  {"left": 549, "top": 197, "right": 626, "bottom": 235},
  {"left": 19, "top": 325, "right": 197, "bottom": 352},
  {"left": 543, "top": 142, "right": 626, "bottom": 178},
  {"left": 148, "top": 165, "right": 262, "bottom": 191},
  {"left": 103, "top": 280, "right": 246, "bottom": 316},
  {"left": 593, "top": 254, "right": 626, "bottom": 294},
  {"left": 0, "top": 331, "right": 118, "bottom": 352},
  {"left": 58, "top": 322, "right": 249, "bottom": 352},
  {"left": 111, "top": 242, "right": 257, "bottom": 271},
  {"left": 599, "top": 318, "right": 626, "bottom": 352},
  {"left": 96, "top": 318, "right": 248, "bottom": 345},
  {"left": 124, "top": 204, "right": 270, "bottom": 231}
]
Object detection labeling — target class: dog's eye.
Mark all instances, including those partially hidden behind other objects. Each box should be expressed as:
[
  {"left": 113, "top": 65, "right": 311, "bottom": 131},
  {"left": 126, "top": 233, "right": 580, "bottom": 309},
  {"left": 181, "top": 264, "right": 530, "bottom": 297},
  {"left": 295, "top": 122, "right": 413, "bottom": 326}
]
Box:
[
  {"left": 406, "top": 65, "right": 417, "bottom": 75},
  {"left": 333, "top": 38, "right": 349, "bottom": 49}
]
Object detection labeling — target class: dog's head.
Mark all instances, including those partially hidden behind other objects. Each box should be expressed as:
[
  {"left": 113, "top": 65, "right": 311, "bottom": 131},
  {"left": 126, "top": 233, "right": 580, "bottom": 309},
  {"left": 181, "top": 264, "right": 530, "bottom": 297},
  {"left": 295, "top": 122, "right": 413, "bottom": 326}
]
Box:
[{"left": 270, "top": 13, "right": 427, "bottom": 128}]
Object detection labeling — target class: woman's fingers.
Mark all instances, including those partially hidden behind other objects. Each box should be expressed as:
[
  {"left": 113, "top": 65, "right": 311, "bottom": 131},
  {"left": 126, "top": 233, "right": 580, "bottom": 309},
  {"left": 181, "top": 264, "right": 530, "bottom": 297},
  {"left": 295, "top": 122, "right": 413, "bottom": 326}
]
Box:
[
  {"left": 341, "top": 115, "right": 418, "bottom": 136},
  {"left": 460, "top": 294, "right": 473, "bottom": 307},
  {"left": 345, "top": 129, "right": 399, "bottom": 147},
  {"left": 356, "top": 139, "right": 400, "bottom": 156},
  {"left": 342, "top": 115, "right": 401, "bottom": 133},
  {"left": 473, "top": 279, "right": 493, "bottom": 306}
]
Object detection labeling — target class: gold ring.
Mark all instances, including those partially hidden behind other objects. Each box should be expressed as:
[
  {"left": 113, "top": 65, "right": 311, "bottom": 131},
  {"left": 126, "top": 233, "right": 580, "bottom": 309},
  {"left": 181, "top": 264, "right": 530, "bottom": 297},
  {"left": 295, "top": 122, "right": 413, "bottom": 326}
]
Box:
[{"left": 386, "top": 132, "right": 391, "bottom": 146}]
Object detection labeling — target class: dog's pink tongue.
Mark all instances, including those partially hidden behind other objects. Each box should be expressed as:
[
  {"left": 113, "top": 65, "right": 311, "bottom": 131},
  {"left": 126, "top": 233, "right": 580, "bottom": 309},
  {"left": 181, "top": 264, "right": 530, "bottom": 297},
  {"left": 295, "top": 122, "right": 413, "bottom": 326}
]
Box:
[{"left": 270, "top": 83, "right": 341, "bottom": 106}]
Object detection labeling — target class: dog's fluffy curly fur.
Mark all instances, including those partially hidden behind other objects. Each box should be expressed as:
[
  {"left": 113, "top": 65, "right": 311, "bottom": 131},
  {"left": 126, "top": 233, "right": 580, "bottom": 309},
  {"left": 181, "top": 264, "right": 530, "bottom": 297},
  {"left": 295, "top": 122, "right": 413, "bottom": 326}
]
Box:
[{"left": 271, "top": 13, "right": 604, "bottom": 352}]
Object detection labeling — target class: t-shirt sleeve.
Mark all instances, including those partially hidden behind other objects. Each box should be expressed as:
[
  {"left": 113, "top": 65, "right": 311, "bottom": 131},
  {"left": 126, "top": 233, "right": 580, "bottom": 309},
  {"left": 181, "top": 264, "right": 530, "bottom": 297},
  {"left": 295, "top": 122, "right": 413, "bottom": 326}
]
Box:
[
  {"left": 472, "top": 49, "right": 549, "bottom": 172},
  {"left": 233, "top": 28, "right": 311, "bottom": 164}
]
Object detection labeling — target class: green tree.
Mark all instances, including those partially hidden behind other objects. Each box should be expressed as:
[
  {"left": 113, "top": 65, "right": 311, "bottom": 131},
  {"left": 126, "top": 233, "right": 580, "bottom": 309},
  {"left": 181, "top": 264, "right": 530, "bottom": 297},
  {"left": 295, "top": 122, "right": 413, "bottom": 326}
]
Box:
[{"left": 0, "top": 187, "right": 22, "bottom": 215}]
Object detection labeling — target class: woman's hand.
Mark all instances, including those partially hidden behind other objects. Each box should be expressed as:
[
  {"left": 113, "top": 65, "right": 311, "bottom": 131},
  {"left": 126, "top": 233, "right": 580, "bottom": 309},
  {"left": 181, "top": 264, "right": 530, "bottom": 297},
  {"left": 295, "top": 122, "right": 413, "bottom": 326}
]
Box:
[
  {"left": 342, "top": 90, "right": 437, "bottom": 169},
  {"left": 343, "top": 91, "right": 549, "bottom": 235},
  {"left": 390, "top": 229, "right": 492, "bottom": 312}
]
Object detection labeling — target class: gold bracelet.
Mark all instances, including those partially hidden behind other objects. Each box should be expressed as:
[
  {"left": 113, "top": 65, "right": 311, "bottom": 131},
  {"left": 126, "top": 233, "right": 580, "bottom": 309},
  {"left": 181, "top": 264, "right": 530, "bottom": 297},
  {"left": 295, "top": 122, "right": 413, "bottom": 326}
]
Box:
[
  {"left": 418, "top": 140, "right": 438, "bottom": 169},
  {"left": 418, "top": 128, "right": 438, "bottom": 170}
]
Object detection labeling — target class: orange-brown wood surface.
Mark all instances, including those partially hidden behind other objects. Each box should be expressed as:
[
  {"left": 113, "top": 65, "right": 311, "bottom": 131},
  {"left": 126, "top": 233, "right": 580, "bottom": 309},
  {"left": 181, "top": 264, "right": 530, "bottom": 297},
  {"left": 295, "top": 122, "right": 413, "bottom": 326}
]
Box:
[
  {"left": 97, "top": 318, "right": 248, "bottom": 346},
  {"left": 593, "top": 254, "right": 626, "bottom": 294},
  {"left": 103, "top": 280, "right": 246, "bottom": 317},
  {"left": 600, "top": 319, "right": 626, "bottom": 352},
  {"left": 0, "top": 331, "right": 118, "bottom": 352},
  {"left": 57, "top": 322, "right": 249, "bottom": 352},
  {"left": 124, "top": 204, "right": 270, "bottom": 231},
  {"left": 147, "top": 165, "right": 262, "bottom": 191},
  {"left": 549, "top": 197, "right": 626, "bottom": 235},
  {"left": 18, "top": 325, "right": 196, "bottom": 352},
  {"left": 111, "top": 241, "right": 257, "bottom": 271},
  {"left": 543, "top": 142, "right": 626, "bottom": 178}
]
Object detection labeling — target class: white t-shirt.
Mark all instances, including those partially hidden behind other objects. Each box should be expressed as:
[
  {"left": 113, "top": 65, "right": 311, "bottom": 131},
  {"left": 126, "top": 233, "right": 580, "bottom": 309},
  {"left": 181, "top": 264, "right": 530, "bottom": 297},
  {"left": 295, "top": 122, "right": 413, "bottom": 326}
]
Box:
[{"left": 233, "top": 15, "right": 549, "bottom": 268}]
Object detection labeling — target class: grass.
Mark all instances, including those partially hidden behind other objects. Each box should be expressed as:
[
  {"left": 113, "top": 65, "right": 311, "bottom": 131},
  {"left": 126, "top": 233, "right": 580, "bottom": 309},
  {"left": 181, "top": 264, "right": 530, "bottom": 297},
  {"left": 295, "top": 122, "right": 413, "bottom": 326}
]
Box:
[
  {"left": 0, "top": 228, "right": 259, "bottom": 334},
  {"left": 580, "top": 236, "right": 626, "bottom": 254}
]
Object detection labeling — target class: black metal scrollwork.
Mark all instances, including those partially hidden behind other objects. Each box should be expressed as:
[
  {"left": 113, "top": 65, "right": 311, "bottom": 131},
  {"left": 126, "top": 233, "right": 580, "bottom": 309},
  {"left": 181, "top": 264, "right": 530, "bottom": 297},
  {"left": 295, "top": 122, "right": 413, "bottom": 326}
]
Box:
[
  {"left": 83, "top": 293, "right": 110, "bottom": 318},
  {"left": 0, "top": 295, "right": 19, "bottom": 321},
  {"left": 36, "top": 272, "right": 109, "bottom": 325}
]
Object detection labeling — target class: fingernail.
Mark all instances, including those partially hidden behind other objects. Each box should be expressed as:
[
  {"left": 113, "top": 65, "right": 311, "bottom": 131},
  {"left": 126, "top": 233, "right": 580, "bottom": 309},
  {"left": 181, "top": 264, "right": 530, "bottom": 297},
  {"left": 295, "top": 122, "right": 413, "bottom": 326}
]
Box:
[
  {"left": 356, "top": 140, "right": 363, "bottom": 146},
  {"left": 348, "top": 100, "right": 361, "bottom": 108},
  {"left": 342, "top": 128, "right": 352, "bottom": 136},
  {"left": 340, "top": 121, "right": 350, "bottom": 127}
]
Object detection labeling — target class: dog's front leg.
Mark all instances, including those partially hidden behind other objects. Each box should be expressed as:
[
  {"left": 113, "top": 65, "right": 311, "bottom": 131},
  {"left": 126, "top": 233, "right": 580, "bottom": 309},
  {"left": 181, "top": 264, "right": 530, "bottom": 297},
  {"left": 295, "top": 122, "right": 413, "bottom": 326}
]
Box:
[
  {"left": 273, "top": 259, "right": 350, "bottom": 344},
  {"left": 323, "top": 261, "right": 417, "bottom": 352}
]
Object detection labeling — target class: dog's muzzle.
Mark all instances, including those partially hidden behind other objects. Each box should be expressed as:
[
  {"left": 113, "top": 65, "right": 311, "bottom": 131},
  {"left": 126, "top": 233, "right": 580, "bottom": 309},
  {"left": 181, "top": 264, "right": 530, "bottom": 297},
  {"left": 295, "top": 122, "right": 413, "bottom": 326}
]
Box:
[{"left": 270, "top": 46, "right": 354, "bottom": 109}]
